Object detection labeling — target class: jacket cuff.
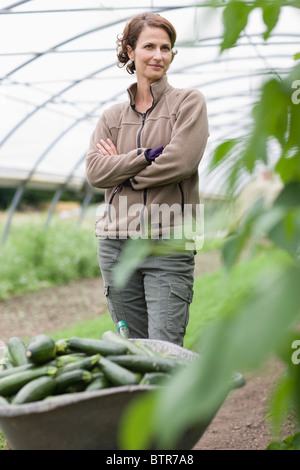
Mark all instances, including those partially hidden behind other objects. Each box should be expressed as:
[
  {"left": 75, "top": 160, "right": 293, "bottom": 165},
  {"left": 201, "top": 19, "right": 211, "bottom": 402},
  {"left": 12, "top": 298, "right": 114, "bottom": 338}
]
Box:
[{"left": 144, "top": 146, "right": 164, "bottom": 163}]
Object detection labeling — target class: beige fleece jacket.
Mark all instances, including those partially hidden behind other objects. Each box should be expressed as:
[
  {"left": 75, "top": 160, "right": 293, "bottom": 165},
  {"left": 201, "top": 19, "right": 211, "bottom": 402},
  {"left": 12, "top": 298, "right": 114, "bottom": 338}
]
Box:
[{"left": 86, "top": 74, "right": 209, "bottom": 240}]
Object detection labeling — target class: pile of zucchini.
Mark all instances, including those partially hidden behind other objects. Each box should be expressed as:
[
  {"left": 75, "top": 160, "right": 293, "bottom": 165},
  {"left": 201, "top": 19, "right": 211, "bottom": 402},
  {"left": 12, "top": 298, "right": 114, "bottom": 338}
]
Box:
[{"left": 0, "top": 331, "right": 188, "bottom": 406}]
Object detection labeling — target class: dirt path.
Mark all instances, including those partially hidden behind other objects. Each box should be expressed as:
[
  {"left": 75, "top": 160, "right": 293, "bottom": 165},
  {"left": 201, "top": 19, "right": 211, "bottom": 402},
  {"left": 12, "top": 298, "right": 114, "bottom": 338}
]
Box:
[
  {"left": 193, "top": 358, "right": 294, "bottom": 450},
  {"left": 0, "top": 250, "right": 294, "bottom": 450}
]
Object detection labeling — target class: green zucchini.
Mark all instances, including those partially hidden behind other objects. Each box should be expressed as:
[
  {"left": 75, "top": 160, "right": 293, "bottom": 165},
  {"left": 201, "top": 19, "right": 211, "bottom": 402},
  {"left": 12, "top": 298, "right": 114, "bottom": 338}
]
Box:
[
  {"left": 134, "top": 342, "right": 161, "bottom": 356},
  {"left": 140, "top": 372, "right": 171, "bottom": 386},
  {"left": 0, "top": 396, "right": 10, "bottom": 406},
  {"left": 67, "top": 336, "right": 128, "bottom": 356},
  {"left": 2, "top": 359, "right": 14, "bottom": 369},
  {"left": 7, "top": 336, "right": 29, "bottom": 366},
  {"left": 26, "top": 334, "right": 57, "bottom": 364},
  {"left": 91, "top": 371, "right": 105, "bottom": 379},
  {"left": 56, "top": 354, "right": 100, "bottom": 375},
  {"left": 54, "top": 369, "right": 92, "bottom": 394},
  {"left": 55, "top": 353, "right": 86, "bottom": 367},
  {"left": 101, "top": 330, "right": 148, "bottom": 356},
  {"left": 97, "top": 356, "right": 141, "bottom": 386},
  {"left": 0, "top": 362, "right": 35, "bottom": 379},
  {"left": 105, "top": 354, "right": 177, "bottom": 373},
  {"left": 55, "top": 338, "right": 70, "bottom": 355},
  {"left": 0, "top": 365, "right": 57, "bottom": 397},
  {"left": 11, "top": 376, "right": 56, "bottom": 405},
  {"left": 85, "top": 376, "right": 110, "bottom": 391},
  {"left": 2, "top": 347, "right": 14, "bottom": 369},
  {"left": 44, "top": 392, "right": 79, "bottom": 402}
]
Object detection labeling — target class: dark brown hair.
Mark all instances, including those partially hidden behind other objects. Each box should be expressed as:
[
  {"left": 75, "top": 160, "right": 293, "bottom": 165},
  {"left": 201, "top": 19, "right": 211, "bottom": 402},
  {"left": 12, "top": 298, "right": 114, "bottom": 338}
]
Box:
[{"left": 117, "top": 12, "right": 177, "bottom": 75}]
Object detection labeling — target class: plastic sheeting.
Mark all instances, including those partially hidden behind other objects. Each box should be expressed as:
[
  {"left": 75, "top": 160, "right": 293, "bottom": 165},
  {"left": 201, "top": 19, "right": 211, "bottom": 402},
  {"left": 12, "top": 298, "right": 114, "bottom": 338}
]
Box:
[{"left": 0, "top": 1, "right": 299, "bottom": 199}]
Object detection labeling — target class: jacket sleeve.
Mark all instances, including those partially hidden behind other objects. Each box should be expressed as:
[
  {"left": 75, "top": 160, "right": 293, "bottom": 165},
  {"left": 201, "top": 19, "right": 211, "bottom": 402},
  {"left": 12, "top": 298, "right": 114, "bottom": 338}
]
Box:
[
  {"left": 129, "top": 89, "right": 209, "bottom": 190},
  {"left": 85, "top": 112, "right": 150, "bottom": 189}
]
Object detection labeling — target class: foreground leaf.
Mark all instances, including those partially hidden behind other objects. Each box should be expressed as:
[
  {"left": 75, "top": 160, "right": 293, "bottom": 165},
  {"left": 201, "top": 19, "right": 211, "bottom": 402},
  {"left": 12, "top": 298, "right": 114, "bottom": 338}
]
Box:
[
  {"left": 221, "top": 1, "right": 254, "bottom": 51},
  {"left": 120, "top": 264, "right": 300, "bottom": 449}
]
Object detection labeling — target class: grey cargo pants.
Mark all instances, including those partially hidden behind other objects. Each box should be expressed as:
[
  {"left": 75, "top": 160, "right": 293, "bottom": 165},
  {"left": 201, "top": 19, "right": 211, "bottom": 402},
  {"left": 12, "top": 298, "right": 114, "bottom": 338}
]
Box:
[{"left": 97, "top": 237, "right": 195, "bottom": 347}]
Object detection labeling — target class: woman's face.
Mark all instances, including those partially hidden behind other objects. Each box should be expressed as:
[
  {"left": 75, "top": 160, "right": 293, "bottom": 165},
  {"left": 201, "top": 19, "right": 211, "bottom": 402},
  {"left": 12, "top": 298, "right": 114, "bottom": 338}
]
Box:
[{"left": 127, "top": 26, "right": 173, "bottom": 85}]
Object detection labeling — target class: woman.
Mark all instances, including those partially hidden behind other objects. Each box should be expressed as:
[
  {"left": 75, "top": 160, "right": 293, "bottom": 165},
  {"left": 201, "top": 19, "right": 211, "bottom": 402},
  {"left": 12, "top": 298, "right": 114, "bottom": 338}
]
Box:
[{"left": 86, "top": 12, "right": 209, "bottom": 346}]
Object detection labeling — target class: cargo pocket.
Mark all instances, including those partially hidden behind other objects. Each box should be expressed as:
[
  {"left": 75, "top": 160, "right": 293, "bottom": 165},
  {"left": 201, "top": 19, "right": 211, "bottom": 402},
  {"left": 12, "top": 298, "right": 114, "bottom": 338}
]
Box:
[
  {"left": 103, "top": 282, "right": 118, "bottom": 326},
  {"left": 167, "top": 283, "right": 194, "bottom": 335}
]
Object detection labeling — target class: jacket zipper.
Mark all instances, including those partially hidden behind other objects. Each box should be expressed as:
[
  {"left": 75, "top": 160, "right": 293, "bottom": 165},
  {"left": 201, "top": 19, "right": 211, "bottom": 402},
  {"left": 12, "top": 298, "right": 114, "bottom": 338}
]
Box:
[
  {"left": 137, "top": 112, "right": 147, "bottom": 235},
  {"left": 137, "top": 112, "right": 146, "bottom": 154},
  {"left": 108, "top": 185, "right": 120, "bottom": 223},
  {"left": 108, "top": 112, "right": 148, "bottom": 227},
  {"left": 178, "top": 182, "right": 184, "bottom": 214}
]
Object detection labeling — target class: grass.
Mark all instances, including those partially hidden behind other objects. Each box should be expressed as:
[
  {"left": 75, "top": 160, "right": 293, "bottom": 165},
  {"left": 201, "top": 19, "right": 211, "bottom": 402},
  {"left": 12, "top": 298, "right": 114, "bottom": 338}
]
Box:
[
  {"left": 49, "top": 313, "right": 115, "bottom": 342},
  {"left": 0, "top": 216, "right": 99, "bottom": 301}
]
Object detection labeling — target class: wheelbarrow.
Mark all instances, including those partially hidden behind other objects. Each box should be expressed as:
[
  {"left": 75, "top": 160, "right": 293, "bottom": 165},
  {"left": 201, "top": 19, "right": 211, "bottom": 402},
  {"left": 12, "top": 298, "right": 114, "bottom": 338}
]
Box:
[{"left": 0, "top": 339, "right": 245, "bottom": 450}]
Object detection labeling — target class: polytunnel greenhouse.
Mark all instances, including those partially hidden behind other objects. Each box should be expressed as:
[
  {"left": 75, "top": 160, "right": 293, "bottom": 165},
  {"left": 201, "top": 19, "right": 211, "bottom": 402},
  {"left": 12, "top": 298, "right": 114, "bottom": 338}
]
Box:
[
  {"left": 1, "top": 1, "right": 300, "bottom": 453},
  {"left": 0, "top": 1, "right": 299, "bottom": 244}
]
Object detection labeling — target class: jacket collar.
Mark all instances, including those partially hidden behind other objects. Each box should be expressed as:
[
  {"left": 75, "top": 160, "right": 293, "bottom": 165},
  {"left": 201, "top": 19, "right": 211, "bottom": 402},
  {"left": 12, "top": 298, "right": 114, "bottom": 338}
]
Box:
[{"left": 127, "top": 74, "right": 172, "bottom": 107}]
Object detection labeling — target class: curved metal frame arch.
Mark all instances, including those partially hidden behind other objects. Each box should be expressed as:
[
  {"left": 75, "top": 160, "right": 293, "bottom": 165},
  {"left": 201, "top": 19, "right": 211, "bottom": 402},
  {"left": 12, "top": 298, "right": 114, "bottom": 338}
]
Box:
[
  {"left": 0, "top": 3, "right": 205, "bottom": 149},
  {"left": 1, "top": 2, "right": 204, "bottom": 81},
  {"left": 44, "top": 152, "right": 88, "bottom": 228},
  {"left": 2, "top": 0, "right": 32, "bottom": 10},
  {"left": 1, "top": 14, "right": 296, "bottom": 149},
  {"left": 43, "top": 88, "right": 128, "bottom": 227},
  {"left": 0, "top": 42, "right": 284, "bottom": 189},
  {"left": 0, "top": 83, "right": 126, "bottom": 245}
]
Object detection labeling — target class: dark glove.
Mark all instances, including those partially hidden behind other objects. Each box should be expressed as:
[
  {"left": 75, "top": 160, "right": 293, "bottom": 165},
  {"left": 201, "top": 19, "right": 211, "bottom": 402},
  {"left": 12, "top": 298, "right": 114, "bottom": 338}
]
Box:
[{"left": 145, "top": 146, "right": 164, "bottom": 163}]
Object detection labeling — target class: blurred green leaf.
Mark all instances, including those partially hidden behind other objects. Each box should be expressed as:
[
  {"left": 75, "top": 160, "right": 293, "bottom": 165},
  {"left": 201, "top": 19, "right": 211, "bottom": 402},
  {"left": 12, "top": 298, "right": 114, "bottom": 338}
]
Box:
[
  {"left": 210, "top": 138, "right": 241, "bottom": 170},
  {"left": 250, "top": 79, "right": 289, "bottom": 150},
  {"left": 292, "top": 432, "right": 300, "bottom": 450},
  {"left": 121, "top": 264, "right": 300, "bottom": 449},
  {"left": 118, "top": 391, "right": 159, "bottom": 450},
  {"left": 288, "top": 97, "right": 300, "bottom": 149},
  {"left": 268, "top": 371, "right": 294, "bottom": 436},
  {"left": 264, "top": 183, "right": 300, "bottom": 258},
  {"left": 118, "top": 1, "right": 300, "bottom": 450},
  {"left": 221, "top": 197, "right": 267, "bottom": 269},
  {"left": 112, "top": 237, "right": 152, "bottom": 288},
  {"left": 273, "top": 181, "right": 300, "bottom": 208},
  {"left": 267, "top": 439, "right": 293, "bottom": 450},
  {"left": 207, "top": 63, "right": 300, "bottom": 191},
  {"left": 221, "top": 231, "right": 248, "bottom": 269},
  {"left": 221, "top": 1, "right": 254, "bottom": 51},
  {"left": 261, "top": 0, "right": 281, "bottom": 40},
  {"left": 113, "top": 230, "right": 204, "bottom": 289},
  {"left": 275, "top": 152, "right": 300, "bottom": 184},
  {"left": 264, "top": 211, "right": 300, "bottom": 259}
]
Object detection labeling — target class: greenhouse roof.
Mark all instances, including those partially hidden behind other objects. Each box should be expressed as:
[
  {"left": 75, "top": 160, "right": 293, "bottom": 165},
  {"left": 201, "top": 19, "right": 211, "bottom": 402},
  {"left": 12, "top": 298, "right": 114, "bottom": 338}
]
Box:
[{"left": 0, "top": 1, "right": 299, "bottom": 201}]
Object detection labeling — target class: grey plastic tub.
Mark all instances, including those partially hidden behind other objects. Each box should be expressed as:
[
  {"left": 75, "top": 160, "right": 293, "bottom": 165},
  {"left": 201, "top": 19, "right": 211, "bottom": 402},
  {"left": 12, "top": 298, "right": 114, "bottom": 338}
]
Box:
[{"left": 0, "top": 339, "right": 245, "bottom": 450}]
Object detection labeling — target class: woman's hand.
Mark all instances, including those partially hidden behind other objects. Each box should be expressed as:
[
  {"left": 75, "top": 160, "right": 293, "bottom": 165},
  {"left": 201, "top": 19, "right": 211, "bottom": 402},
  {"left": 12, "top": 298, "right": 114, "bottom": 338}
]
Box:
[{"left": 96, "top": 138, "right": 118, "bottom": 156}]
